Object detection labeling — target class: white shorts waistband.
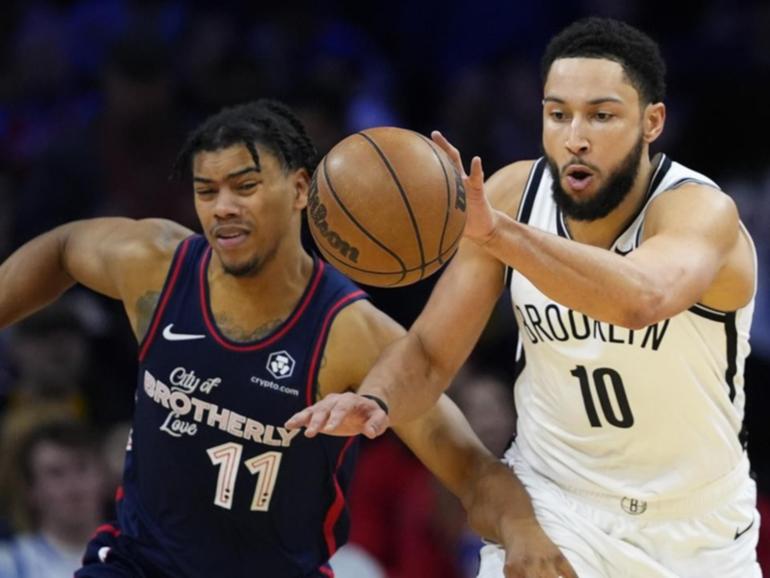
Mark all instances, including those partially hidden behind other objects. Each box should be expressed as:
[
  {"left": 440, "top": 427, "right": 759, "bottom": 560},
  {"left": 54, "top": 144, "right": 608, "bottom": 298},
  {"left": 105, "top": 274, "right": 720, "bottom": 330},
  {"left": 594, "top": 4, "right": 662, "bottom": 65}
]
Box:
[{"left": 506, "top": 446, "right": 751, "bottom": 521}]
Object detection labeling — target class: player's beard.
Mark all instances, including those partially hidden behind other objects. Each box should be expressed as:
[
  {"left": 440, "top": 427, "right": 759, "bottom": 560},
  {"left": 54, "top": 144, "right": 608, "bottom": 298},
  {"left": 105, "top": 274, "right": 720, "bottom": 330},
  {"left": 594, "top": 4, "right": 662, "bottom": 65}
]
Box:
[
  {"left": 223, "top": 244, "right": 278, "bottom": 277},
  {"left": 546, "top": 134, "right": 644, "bottom": 222}
]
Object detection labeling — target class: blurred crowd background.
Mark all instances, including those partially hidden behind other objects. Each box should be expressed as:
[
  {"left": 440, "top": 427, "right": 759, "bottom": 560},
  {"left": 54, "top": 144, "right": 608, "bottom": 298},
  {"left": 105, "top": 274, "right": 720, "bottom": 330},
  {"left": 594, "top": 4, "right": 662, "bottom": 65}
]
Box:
[{"left": 0, "top": 0, "right": 768, "bottom": 576}]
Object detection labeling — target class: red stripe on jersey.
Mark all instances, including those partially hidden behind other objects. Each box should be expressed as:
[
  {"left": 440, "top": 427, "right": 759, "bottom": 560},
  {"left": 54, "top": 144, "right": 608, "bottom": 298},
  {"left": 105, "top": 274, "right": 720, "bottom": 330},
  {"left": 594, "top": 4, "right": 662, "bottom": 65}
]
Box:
[
  {"left": 91, "top": 523, "right": 121, "bottom": 539},
  {"left": 198, "top": 248, "right": 326, "bottom": 351},
  {"left": 319, "top": 565, "right": 335, "bottom": 577},
  {"left": 138, "top": 238, "right": 192, "bottom": 362},
  {"left": 322, "top": 436, "right": 356, "bottom": 556},
  {"left": 114, "top": 485, "right": 124, "bottom": 501}
]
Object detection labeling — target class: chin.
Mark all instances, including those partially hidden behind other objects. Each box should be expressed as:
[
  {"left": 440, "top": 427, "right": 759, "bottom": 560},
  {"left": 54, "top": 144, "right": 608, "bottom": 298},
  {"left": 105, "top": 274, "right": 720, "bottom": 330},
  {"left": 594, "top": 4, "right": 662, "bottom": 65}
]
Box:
[{"left": 222, "top": 257, "right": 262, "bottom": 278}]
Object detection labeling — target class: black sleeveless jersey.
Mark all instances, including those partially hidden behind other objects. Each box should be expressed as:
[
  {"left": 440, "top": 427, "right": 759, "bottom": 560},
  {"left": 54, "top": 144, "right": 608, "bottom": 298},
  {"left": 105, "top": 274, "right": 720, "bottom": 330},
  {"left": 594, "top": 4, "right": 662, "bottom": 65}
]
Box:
[{"left": 118, "top": 235, "right": 366, "bottom": 577}]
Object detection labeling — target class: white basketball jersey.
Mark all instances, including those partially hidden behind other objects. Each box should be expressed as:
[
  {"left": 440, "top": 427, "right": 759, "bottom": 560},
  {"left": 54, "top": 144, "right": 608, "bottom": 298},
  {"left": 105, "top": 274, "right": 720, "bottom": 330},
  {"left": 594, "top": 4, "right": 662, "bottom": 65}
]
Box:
[{"left": 507, "top": 155, "right": 756, "bottom": 500}]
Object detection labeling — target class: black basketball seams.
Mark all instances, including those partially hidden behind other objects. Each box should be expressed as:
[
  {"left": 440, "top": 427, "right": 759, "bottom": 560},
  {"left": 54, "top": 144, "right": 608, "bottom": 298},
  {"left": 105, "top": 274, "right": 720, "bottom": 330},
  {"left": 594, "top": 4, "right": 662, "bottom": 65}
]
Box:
[
  {"left": 357, "top": 131, "right": 427, "bottom": 277},
  {"left": 317, "top": 155, "right": 407, "bottom": 276},
  {"left": 416, "top": 133, "right": 454, "bottom": 266},
  {"left": 319, "top": 233, "right": 463, "bottom": 283}
]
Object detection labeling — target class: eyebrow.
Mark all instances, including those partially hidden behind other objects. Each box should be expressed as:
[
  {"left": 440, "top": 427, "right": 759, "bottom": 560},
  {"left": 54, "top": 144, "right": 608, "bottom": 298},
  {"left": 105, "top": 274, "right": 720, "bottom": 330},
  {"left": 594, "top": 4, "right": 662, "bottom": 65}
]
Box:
[
  {"left": 193, "top": 167, "right": 259, "bottom": 183},
  {"left": 543, "top": 96, "right": 624, "bottom": 105}
]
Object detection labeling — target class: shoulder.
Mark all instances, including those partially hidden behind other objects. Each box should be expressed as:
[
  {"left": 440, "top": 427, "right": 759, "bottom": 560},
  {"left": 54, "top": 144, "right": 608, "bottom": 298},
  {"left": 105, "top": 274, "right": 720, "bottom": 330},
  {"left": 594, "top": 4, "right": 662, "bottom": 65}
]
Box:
[
  {"left": 644, "top": 182, "right": 739, "bottom": 238},
  {"left": 105, "top": 219, "right": 193, "bottom": 289},
  {"left": 485, "top": 159, "right": 539, "bottom": 218},
  {"left": 107, "top": 218, "right": 193, "bottom": 264},
  {"left": 100, "top": 219, "right": 193, "bottom": 337},
  {"left": 318, "top": 299, "right": 404, "bottom": 397}
]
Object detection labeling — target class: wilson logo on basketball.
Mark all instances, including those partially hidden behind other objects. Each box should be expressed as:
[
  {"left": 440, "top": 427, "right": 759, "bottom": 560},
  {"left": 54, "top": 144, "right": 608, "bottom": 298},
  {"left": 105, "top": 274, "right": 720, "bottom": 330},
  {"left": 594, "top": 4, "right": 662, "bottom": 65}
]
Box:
[
  {"left": 308, "top": 172, "right": 360, "bottom": 263},
  {"left": 454, "top": 171, "right": 467, "bottom": 211}
]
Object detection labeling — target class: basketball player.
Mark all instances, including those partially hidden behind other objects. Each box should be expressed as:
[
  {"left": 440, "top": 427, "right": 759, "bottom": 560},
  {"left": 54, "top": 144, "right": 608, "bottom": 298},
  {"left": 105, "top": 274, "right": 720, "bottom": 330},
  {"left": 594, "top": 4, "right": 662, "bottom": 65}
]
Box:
[
  {"left": 288, "top": 18, "right": 761, "bottom": 578},
  {"left": 0, "top": 101, "right": 570, "bottom": 577}
]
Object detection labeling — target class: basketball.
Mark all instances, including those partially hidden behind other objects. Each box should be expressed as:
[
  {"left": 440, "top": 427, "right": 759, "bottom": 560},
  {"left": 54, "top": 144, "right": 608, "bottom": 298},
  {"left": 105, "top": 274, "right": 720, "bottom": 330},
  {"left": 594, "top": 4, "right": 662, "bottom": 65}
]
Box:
[{"left": 307, "top": 127, "right": 466, "bottom": 287}]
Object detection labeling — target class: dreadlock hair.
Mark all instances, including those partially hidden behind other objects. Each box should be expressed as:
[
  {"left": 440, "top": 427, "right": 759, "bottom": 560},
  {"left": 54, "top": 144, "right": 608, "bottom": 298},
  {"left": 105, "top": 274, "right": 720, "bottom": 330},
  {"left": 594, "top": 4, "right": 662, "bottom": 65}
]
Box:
[
  {"left": 173, "top": 99, "right": 318, "bottom": 180},
  {"left": 541, "top": 17, "right": 666, "bottom": 105}
]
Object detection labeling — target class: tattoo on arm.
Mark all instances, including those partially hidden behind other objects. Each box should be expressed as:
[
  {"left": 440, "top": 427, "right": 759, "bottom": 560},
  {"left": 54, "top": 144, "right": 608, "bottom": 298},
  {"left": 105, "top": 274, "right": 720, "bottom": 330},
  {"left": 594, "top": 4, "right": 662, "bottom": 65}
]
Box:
[
  {"left": 216, "top": 313, "right": 284, "bottom": 342},
  {"left": 135, "top": 291, "right": 161, "bottom": 341}
]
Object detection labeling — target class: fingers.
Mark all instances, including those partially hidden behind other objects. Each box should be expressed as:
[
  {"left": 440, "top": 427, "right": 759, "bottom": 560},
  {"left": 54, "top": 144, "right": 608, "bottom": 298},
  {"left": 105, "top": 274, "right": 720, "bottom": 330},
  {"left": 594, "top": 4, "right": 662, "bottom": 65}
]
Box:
[
  {"left": 323, "top": 394, "right": 363, "bottom": 432},
  {"left": 468, "top": 155, "right": 484, "bottom": 190},
  {"left": 362, "top": 411, "right": 389, "bottom": 439},
  {"left": 431, "top": 130, "right": 465, "bottom": 176},
  {"left": 284, "top": 393, "right": 340, "bottom": 437},
  {"left": 503, "top": 554, "right": 577, "bottom": 578},
  {"left": 303, "top": 398, "right": 336, "bottom": 438},
  {"left": 558, "top": 556, "right": 579, "bottom": 578},
  {"left": 284, "top": 407, "right": 312, "bottom": 430},
  {"left": 285, "top": 393, "right": 389, "bottom": 438}
]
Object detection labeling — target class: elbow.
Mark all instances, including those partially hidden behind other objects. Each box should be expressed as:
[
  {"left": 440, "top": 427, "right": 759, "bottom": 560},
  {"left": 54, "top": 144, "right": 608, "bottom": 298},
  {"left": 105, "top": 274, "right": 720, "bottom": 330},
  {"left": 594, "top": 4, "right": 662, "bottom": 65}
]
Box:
[
  {"left": 413, "top": 331, "right": 453, "bottom": 395},
  {"left": 618, "top": 286, "right": 666, "bottom": 330}
]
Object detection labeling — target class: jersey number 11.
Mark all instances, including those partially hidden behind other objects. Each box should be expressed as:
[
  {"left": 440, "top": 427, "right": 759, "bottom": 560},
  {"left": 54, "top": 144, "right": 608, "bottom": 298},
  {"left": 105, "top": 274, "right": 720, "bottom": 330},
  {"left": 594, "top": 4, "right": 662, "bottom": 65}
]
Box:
[{"left": 207, "top": 442, "right": 283, "bottom": 511}]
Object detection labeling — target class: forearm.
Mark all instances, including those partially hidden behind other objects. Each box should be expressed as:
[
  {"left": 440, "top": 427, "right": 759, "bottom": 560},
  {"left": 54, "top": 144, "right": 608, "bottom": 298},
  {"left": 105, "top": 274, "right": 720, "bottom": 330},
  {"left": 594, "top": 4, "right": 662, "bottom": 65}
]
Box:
[
  {"left": 395, "top": 395, "right": 536, "bottom": 540},
  {"left": 0, "top": 225, "right": 77, "bottom": 328},
  {"left": 485, "top": 212, "right": 660, "bottom": 328},
  {"left": 358, "top": 330, "right": 451, "bottom": 424},
  {"left": 463, "top": 456, "right": 538, "bottom": 543}
]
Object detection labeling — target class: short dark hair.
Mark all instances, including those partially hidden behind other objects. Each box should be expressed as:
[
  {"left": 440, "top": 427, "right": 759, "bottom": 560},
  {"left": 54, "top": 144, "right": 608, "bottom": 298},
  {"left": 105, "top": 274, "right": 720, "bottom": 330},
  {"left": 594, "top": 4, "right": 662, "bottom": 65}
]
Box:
[
  {"left": 173, "top": 99, "right": 318, "bottom": 179},
  {"left": 541, "top": 17, "right": 666, "bottom": 104},
  {"left": 17, "top": 420, "right": 99, "bottom": 485}
]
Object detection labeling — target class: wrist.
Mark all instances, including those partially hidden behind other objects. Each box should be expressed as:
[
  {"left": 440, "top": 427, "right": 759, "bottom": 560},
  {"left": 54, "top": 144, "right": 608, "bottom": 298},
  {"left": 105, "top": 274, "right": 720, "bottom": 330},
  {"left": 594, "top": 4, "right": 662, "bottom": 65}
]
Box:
[
  {"left": 360, "top": 393, "right": 389, "bottom": 415},
  {"left": 469, "top": 210, "right": 502, "bottom": 249}
]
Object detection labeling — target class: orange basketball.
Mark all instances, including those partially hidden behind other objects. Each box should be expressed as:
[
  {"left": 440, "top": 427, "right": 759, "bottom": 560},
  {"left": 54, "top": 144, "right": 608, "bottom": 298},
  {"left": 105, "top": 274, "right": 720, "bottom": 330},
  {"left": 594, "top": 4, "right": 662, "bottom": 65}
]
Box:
[{"left": 307, "top": 127, "right": 466, "bottom": 287}]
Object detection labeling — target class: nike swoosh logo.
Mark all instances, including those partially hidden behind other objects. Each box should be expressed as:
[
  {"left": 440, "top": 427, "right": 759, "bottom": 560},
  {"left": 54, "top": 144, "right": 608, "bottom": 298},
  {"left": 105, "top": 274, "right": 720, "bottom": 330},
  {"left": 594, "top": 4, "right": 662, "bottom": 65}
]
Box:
[
  {"left": 614, "top": 247, "right": 633, "bottom": 256},
  {"left": 162, "top": 324, "right": 206, "bottom": 341},
  {"left": 734, "top": 519, "right": 755, "bottom": 540}
]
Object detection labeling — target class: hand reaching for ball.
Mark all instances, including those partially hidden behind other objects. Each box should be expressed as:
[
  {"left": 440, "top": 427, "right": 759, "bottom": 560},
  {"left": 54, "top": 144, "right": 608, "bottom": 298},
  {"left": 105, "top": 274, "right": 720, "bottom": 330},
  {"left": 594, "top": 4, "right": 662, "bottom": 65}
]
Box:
[{"left": 431, "top": 131, "right": 500, "bottom": 245}]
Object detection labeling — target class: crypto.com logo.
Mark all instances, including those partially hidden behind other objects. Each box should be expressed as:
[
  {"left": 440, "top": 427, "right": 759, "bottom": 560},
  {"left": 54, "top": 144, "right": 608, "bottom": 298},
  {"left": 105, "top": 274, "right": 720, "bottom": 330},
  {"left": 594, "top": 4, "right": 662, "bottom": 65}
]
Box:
[{"left": 266, "top": 351, "right": 295, "bottom": 380}]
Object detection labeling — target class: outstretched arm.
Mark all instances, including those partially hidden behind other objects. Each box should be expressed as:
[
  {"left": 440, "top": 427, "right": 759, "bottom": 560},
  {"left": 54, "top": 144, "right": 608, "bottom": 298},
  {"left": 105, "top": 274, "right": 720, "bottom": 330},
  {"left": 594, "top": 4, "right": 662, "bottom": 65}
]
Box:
[
  {"left": 307, "top": 300, "right": 576, "bottom": 577},
  {"left": 285, "top": 155, "right": 533, "bottom": 437},
  {"left": 394, "top": 397, "right": 577, "bottom": 578},
  {"left": 432, "top": 131, "right": 753, "bottom": 328},
  {"left": 285, "top": 239, "right": 506, "bottom": 436},
  {"left": 0, "top": 218, "right": 191, "bottom": 334}
]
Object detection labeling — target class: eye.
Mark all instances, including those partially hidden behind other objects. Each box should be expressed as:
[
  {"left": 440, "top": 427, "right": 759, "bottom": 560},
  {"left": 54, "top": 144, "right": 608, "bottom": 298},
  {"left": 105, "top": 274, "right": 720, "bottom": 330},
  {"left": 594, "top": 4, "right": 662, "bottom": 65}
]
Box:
[
  {"left": 549, "top": 110, "right": 567, "bottom": 121},
  {"left": 595, "top": 111, "right": 614, "bottom": 122},
  {"left": 195, "top": 189, "right": 215, "bottom": 197},
  {"left": 238, "top": 181, "right": 258, "bottom": 191}
]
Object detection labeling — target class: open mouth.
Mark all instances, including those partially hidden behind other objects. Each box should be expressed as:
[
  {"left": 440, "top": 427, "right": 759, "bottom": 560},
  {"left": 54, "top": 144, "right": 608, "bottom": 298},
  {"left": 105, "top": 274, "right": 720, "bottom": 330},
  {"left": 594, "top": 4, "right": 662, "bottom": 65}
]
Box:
[
  {"left": 564, "top": 166, "right": 594, "bottom": 191},
  {"left": 213, "top": 227, "right": 249, "bottom": 248}
]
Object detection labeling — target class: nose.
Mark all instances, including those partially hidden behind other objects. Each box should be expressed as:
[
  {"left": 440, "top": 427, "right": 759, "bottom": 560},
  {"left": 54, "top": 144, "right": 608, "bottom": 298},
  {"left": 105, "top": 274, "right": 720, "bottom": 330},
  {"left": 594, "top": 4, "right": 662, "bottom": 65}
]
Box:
[
  {"left": 213, "top": 188, "right": 241, "bottom": 219},
  {"left": 565, "top": 118, "right": 590, "bottom": 156}
]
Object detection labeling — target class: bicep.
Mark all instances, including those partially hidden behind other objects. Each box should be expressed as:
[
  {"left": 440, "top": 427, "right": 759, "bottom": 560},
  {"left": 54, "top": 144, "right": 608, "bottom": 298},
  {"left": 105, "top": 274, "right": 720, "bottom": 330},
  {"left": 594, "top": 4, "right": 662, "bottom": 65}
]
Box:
[
  {"left": 63, "top": 218, "right": 190, "bottom": 299},
  {"left": 628, "top": 188, "right": 740, "bottom": 318}
]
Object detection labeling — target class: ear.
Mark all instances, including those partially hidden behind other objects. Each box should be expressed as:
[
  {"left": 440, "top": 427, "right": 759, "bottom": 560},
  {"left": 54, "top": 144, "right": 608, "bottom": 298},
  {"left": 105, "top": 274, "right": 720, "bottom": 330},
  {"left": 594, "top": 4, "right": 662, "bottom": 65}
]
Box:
[
  {"left": 292, "top": 168, "right": 310, "bottom": 210},
  {"left": 643, "top": 102, "right": 666, "bottom": 144}
]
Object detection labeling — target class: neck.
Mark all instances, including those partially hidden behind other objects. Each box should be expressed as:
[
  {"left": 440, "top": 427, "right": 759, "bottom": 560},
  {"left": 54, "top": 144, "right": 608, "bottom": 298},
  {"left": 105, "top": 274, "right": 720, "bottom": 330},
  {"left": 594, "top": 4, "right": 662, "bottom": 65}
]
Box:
[
  {"left": 207, "top": 237, "right": 314, "bottom": 331},
  {"left": 566, "top": 153, "right": 655, "bottom": 248}
]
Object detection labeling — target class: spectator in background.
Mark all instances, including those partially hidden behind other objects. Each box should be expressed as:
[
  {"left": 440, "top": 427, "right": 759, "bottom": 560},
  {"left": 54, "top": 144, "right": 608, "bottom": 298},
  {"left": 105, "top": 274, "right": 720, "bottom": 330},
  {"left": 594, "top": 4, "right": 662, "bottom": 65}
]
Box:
[
  {"left": 449, "top": 372, "right": 516, "bottom": 458},
  {"left": 0, "top": 419, "right": 108, "bottom": 578},
  {"left": 2, "top": 301, "right": 90, "bottom": 427},
  {"left": 14, "top": 32, "right": 192, "bottom": 246}
]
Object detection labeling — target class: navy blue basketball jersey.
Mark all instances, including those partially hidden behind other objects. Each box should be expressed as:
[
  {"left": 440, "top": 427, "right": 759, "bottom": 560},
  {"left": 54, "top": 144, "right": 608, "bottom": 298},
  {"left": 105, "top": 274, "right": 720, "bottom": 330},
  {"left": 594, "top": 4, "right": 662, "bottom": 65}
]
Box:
[{"left": 118, "top": 235, "right": 366, "bottom": 578}]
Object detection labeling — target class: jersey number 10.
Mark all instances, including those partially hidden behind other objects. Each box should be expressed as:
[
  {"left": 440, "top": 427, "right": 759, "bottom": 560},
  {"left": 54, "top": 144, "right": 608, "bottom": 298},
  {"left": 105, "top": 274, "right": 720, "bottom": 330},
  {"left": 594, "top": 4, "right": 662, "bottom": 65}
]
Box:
[
  {"left": 207, "top": 442, "right": 282, "bottom": 511},
  {"left": 571, "top": 365, "right": 634, "bottom": 428}
]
